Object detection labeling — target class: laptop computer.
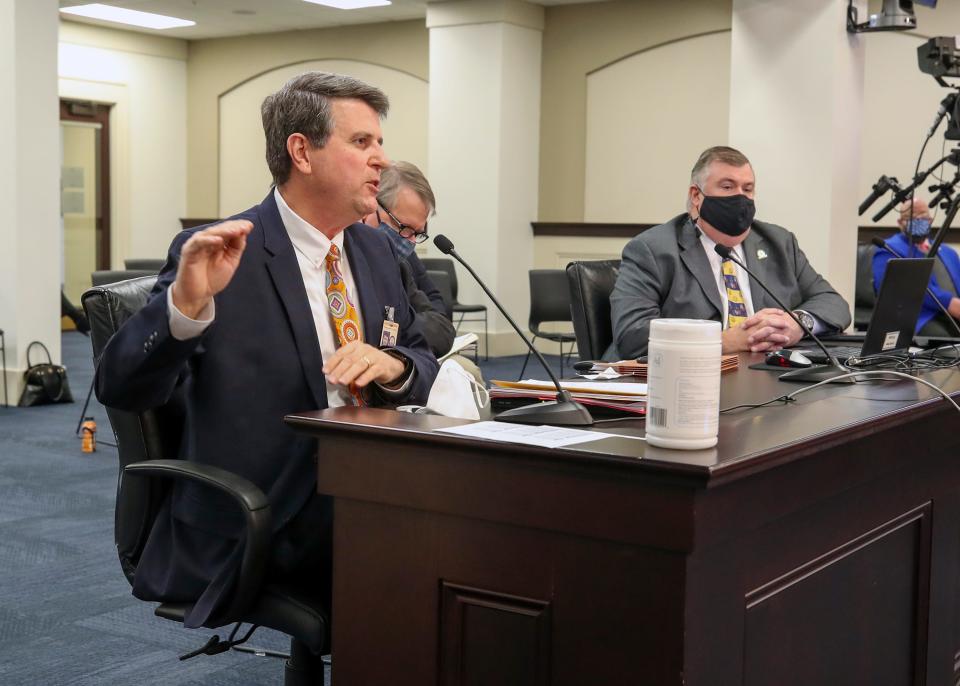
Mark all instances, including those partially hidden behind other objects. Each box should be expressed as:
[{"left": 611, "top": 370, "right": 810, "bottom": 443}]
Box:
[{"left": 801, "top": 257, "right": 934, "bottom": 363}]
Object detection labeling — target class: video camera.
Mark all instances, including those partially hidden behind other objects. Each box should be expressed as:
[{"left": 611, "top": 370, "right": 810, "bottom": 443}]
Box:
[
  {"left": 918, "top": 36, "right": 960, "bottom": 84},
  {"left": 918, "top": 37, "right": 960, "bottom": 139}
]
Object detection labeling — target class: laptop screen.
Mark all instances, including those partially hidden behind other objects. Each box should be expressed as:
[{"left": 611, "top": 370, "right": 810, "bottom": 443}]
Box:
[{"left": 861, "top": 257, "right": 934, "bottom": 357}]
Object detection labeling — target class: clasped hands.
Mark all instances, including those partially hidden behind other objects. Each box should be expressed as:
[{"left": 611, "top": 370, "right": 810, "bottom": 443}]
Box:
[
  {"left": 722, "top": 307, "right": 804, "bottom": 354},
  {"left": 322, "top": 341, "right": 405, "bottom": 388},
  {"left": 171, "top": 219, "right": 406, "bottom": 389}
]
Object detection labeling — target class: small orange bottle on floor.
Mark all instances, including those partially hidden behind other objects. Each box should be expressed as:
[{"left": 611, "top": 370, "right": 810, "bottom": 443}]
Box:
[{"left": 81, "top": 418, "right": 96, "bottom": 453}]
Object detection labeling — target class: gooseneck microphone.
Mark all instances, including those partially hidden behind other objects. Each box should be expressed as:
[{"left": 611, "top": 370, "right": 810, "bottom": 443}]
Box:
[
  {"left": 871, "top": 237, "right": 960, "bottom": 339},
  {"left": 713, "top": 245, "right": 852, "bottom": 384},
  {"left": 433, "top": 234, "right": 593, "bottom": 426}
]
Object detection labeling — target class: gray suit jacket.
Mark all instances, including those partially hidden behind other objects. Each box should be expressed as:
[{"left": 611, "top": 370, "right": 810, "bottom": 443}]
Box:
[{"left": 607, "top": 214, "right": 851, "bottom": 359}]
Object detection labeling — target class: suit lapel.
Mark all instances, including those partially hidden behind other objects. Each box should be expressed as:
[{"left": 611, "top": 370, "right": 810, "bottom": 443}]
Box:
[
  {"left": 259, "top": 192, "right": 328, "bottom": 409},
  {"left": 678, "top": 218, "right": 723, "bottom": 317},
  {"left": 344, "top": 226, "right": 383, "bottom": 346},
  {"left": 741, "top": 229, "right": 769, "bottom": 311}
]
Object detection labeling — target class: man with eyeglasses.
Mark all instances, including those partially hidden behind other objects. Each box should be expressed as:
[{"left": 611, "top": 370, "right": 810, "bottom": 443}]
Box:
[{"left": 363, "top": 161, "right": 455, "bottom": 357}]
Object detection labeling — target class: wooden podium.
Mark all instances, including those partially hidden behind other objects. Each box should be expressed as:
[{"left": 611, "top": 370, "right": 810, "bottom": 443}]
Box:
[{"left": 286, "top": 355, "right": 960, "bottom": 685}]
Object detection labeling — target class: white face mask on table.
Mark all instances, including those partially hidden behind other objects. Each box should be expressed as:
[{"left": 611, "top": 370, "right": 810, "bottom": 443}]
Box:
[{"left": 425, "top": 359, "right": 490, "bottom": 420}]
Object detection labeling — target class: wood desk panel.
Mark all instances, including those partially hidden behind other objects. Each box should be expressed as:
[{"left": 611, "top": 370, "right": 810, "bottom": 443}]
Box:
[{"left": 287, "top": 355, "right": 960, "bottom": 685}]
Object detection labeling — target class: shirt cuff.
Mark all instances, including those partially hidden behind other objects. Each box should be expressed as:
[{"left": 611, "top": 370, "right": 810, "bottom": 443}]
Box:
[
  {"left": 167, "top": 286, "right": 215, "bottom": 341},
  {"left": 374, "top": 349, "right": 416, "bottom": 397}
]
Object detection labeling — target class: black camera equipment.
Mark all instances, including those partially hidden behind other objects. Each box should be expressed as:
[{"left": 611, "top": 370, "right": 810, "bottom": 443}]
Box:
[{"left": 918, "top": 37, "right": 960, "bottom": 139}]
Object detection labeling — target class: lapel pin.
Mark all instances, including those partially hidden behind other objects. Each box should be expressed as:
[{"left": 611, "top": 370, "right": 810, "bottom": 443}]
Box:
[{"left": 757, "top": 249, "right": 768, "bottom": 260}]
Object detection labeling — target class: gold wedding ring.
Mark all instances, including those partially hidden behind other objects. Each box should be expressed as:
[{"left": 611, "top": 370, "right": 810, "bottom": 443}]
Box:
[{"left": 361, "top": 355, "right": 372, "bottom": 368}]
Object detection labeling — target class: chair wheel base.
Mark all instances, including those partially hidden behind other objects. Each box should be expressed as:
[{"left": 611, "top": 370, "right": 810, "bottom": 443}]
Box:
[
  {"left": 284, "top": 639, "right": 327, "bottom": 686},
  {"left": 284, "top": 659, "right": 326, "bottom": 686}
]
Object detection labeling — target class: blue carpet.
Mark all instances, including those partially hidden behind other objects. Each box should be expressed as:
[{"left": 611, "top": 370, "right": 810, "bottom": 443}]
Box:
[{"left": 0, "top": 332, "right": 558, "bottom": 684}]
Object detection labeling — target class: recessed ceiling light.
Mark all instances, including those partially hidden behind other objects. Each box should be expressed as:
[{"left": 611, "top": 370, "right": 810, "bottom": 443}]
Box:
[
  {"left": 60, "top": 4, "right": 196, "bottom": 30},
  {"left": 302, "top": 0, "right": 392, "bottom": 9}
]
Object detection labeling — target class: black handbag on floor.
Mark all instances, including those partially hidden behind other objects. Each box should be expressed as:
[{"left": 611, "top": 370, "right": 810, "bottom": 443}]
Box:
[{"left": 18, "top": 341, "right": 74, "bottom": 406}]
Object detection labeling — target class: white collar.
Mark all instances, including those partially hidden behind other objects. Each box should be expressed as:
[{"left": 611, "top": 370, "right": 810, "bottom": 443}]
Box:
[
  {"left": 697, "top": 225, "right": 746, "bottom": 262},
  {"left": 273, "top": 187, "right": 344, "bottom": 267}
]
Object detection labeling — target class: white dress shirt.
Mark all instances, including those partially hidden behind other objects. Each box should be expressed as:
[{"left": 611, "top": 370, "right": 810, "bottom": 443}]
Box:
[
  {"left": 698, "top": 230, "right": 755, "bottom": 328},
  {"left": 169, "top": 187, "right": 374, "bottom": 408},
  {"left": 696, "top": 227, "right": 825, "bottom": 334}
]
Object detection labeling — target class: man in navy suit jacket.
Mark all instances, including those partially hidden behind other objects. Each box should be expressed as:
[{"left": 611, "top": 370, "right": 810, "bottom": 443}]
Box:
[{"left": 95, "top": 73, "right": 439, "bottom": 628}]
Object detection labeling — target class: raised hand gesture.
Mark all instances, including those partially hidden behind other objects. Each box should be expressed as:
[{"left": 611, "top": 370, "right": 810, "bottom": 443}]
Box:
[{"left": 172, "top": 220, "right": 253, "bottom": 319}]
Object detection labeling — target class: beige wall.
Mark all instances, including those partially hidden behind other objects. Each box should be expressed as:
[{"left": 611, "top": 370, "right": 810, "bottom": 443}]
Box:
[
  {"left": 539, "top": 0, "right": 733, "bottom": 223},
  {"left": 219, "top": 59, "right": 427, "bottom": 217},
  {"left": 584, "top": 29, "right": 730, "bottom": 223},
  {"left": 186, "top": 20, "right": 428, "bottom": 218},
  {"left": 58, "top": 20, "right": 188, "bottom": 264}
]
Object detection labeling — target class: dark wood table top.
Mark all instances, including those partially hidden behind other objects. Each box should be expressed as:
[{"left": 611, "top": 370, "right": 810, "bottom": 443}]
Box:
[{"left": 285, "top": 352, "right": 960, "bottom": 486}]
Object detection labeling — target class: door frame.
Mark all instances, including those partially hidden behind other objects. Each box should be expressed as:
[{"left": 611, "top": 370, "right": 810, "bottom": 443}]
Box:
[{"left": 59, "top": 99, "right": 111, "bottom": 270}]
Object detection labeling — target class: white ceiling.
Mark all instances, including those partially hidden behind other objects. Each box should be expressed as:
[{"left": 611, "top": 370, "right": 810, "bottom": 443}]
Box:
[{"left": 58, "top": 0, "right": 611, "bottom": 40}]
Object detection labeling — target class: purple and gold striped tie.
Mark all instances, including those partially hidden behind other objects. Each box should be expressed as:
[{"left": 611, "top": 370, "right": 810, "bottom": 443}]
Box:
[
  {"left": 324, "top": 244, "right": 365, "bottom": 406},
  {"left": 722, "top": 258, "right": 747, "bottom": 329}
]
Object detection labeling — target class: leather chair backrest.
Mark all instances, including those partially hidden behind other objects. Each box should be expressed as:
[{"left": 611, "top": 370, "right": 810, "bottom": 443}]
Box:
[
  {"left": 421, "top": 258, "right": 458, "bottom": 302},
  {"left": 854, "top": 243, "right": 877, "bottom": 330},
  {"left": 566, "top": 259, "right": 621, "bottom": 361},
  {"left": 528, "top": 269, "right": 574, "bottom": 335},
  {"left": 82, "top": 276, "right": 186, "bottom": 584},
  {"left": 92, "top": 269, "right": 158, "bottom": 287},
  {"left": 123, "top": 258, "right": 166, "bottom": 272},
  {"left": 426, "top": 269, "right": 454, "bottom": 311}
]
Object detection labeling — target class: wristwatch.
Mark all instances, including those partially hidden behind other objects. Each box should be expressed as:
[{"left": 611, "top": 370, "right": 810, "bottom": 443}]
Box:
[{"left": 793, "top": 310, "right": 815, "bottom": 335}]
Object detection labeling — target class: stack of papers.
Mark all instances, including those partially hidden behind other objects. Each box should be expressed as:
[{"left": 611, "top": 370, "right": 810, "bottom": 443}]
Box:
[
  {"left": 580, "top": 355, "right": 739, "bottom": 380},
  {"left": 489, "top": 379, "right": 648, "bottom": 415}
]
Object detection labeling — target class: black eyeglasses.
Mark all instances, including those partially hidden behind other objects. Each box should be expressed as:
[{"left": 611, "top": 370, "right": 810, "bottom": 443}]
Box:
[{"left": 378, "top": 203, "right": 429, "bottom": 244}]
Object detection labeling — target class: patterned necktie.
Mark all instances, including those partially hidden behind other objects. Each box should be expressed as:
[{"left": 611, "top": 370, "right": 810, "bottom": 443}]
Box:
[
  {"left": 324, "top": 244, "right": 365, "bottom": 406},
  {"left": 722, "top": 257, "right": 748, "bottom": 329}
]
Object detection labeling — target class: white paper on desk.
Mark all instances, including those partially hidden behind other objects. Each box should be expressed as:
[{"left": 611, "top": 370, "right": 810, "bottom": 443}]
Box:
[{"left": 435, "top": 421, "right": 633, "bottom": 448}]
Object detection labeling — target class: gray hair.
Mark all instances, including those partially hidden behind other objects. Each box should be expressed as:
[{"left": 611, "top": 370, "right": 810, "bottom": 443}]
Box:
[
  {"left": 261, "top": 71, "right": 389, "bottom": 186},
  {"left": 687, "top": 145, "right": 752, "bottom": 211},
  {"left": 377, "top": 161, "right": 436, "bottom": 215}
]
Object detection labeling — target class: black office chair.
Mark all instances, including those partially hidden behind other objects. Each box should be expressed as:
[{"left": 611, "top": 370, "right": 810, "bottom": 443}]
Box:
[
  {"left": 75, "top": 271, "right": 172, "bottom": 436},
  {"left": 92, "top": 269, "right": 157, "bottom": 285},
  {"left": 123, "top": 258, "right": 166, "bottom": 272},
  {"left": 566, "top": 259, "right": 621, "bottom": 361},
  {"left": 426, "top": 269, "right": 453, "bottom": 311},
  {"left": 427, "top": 269, "right": 478, "bottom": 362},
  {"left": 82, "top": 277, "right": 329, "bottom": 685},
  {"left": 421, "top": 257, "right": 488, "bottom": 359},
  {"left": 518, "top": 269, "right": 577, "bottom": 379},
  {"left": 854, "top": 243, "right": 877, "bottom": 331}
]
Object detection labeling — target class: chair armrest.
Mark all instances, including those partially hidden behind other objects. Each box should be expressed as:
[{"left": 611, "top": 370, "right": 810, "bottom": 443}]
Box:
[{"left": 122, "top": 459, "right": 272, "bottom": 623}]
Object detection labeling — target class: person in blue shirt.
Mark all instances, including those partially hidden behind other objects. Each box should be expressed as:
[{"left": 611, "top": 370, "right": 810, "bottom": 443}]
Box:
[{"left": 872, "top": 198, "right": 960, "bottom": 336}]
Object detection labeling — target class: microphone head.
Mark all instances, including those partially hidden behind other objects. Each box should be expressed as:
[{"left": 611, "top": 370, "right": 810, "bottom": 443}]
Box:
[
  {"left": 714, "top": 244, "right": 732, "bottom": 259},
  {"left": 870, "top": 237, "right": 886, "bottom": 249},
  {"left": 433, "top": 234, "right": 455, "bottom": 255}
]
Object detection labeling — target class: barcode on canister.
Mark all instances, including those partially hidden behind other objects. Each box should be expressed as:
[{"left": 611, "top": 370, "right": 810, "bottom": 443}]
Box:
[{"left": 649, "top": 406, "right": 667, "bottom": 426}]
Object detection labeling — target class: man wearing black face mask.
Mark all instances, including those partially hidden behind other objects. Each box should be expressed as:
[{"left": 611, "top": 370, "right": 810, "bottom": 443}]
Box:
[
  {"left": 872, "top": 198, "right": 960, "bottom": 336},
  {"left": 607, "top": 146, "right": 850, "bottom": 358}
]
